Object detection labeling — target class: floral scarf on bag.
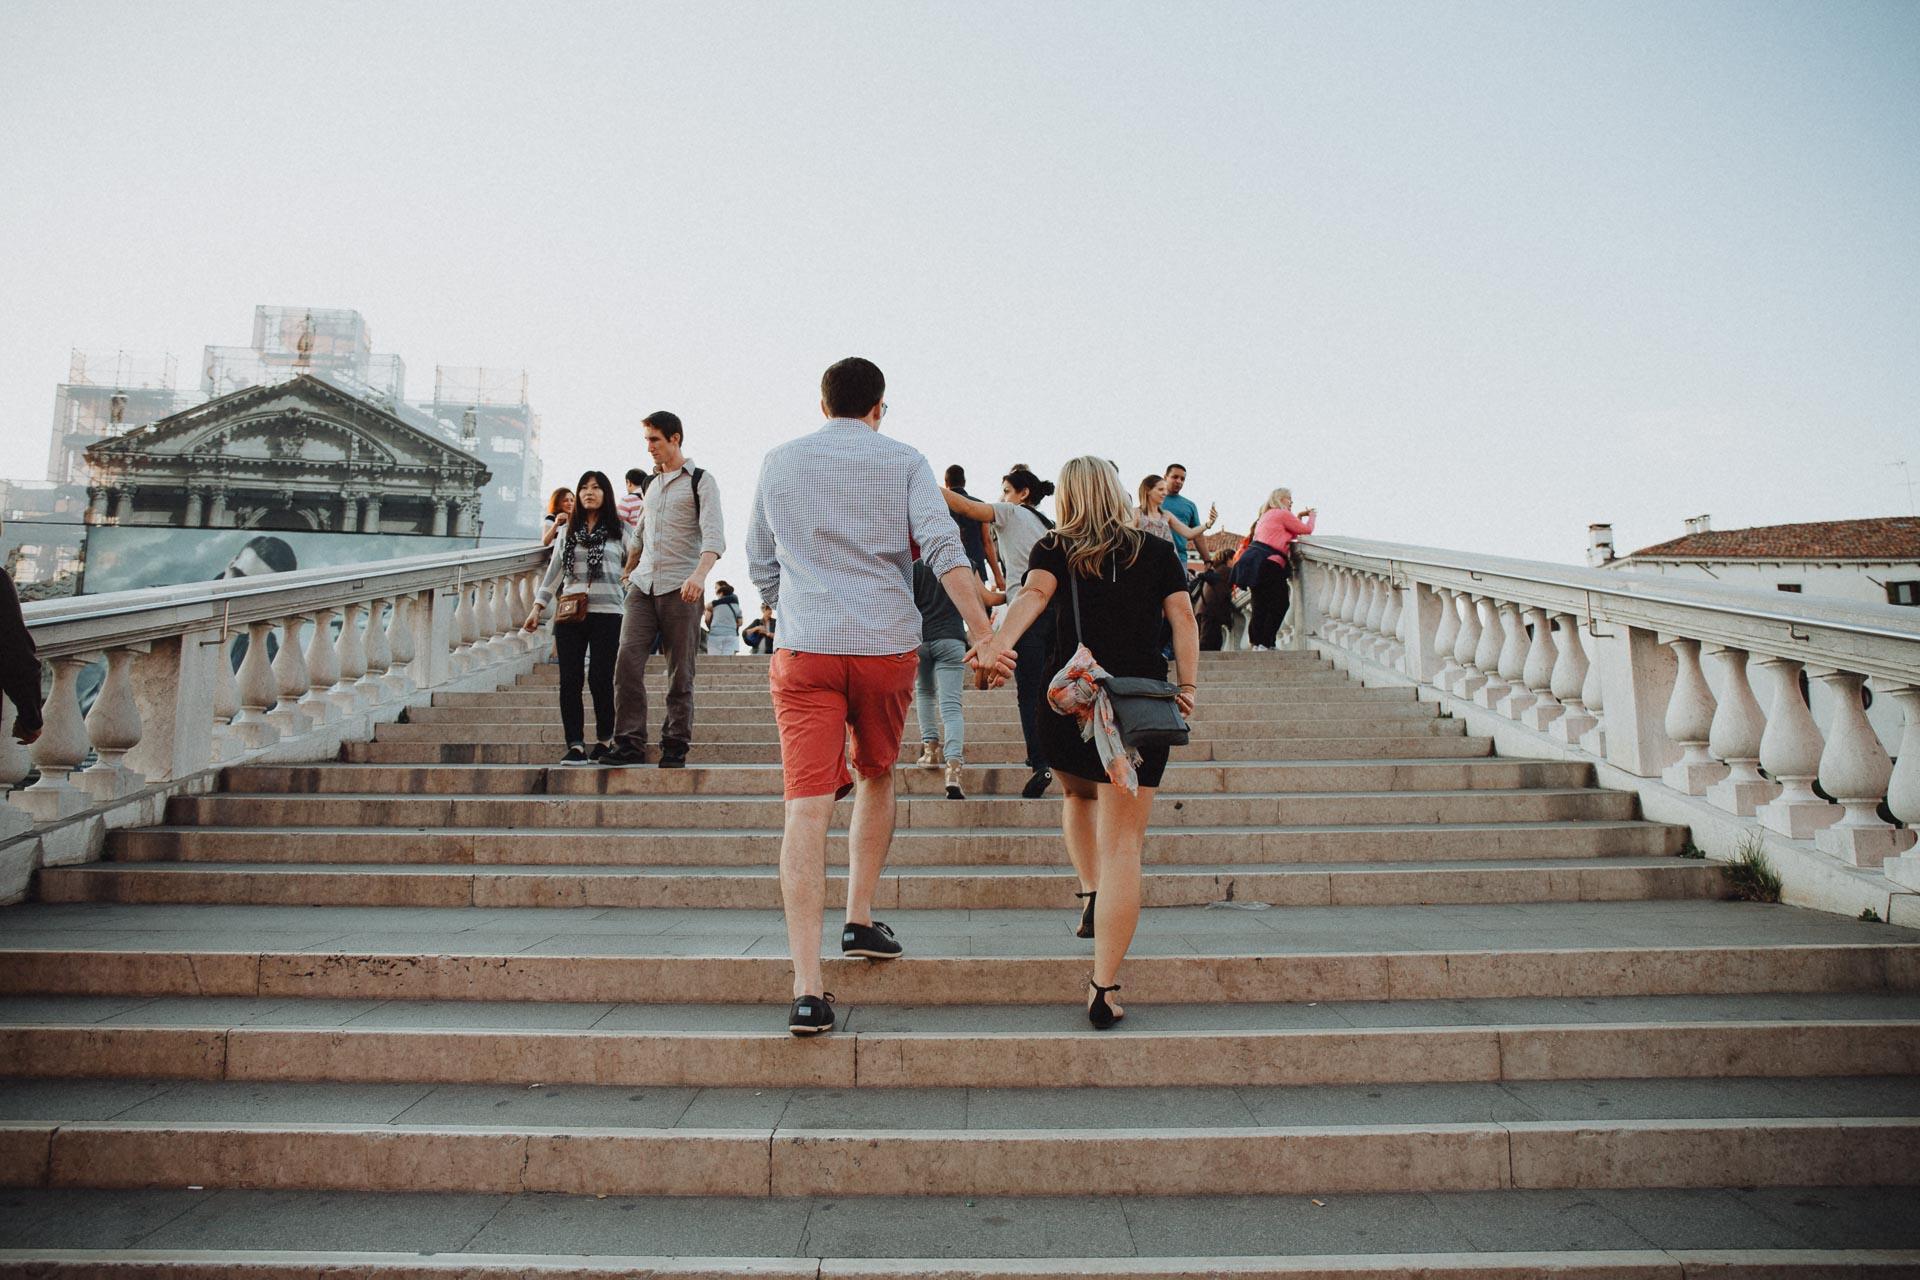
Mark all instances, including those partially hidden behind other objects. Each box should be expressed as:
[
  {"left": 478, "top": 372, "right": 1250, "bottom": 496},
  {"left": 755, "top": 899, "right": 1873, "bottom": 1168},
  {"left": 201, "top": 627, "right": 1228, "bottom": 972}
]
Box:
[{"left": 1046, "top": 643, "right": 1141, "bottom": 795}]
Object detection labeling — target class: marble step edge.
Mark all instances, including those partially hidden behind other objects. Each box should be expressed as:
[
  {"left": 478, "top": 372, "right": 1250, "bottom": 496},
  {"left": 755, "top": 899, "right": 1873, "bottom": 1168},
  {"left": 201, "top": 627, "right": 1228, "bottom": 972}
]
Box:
[
  {"left": 336, "top": 741, "right": 1501, "bottom": 765},
  {"left": 2, "top": 945, "right": 1914, "bottom": 1005},
  {"left": 35, "top": 858, "right": 1724, "bottom": 910},
  {"left": 2, "top": 1019, "right": 1915, "bottom": 1089},
  {"left": 2, "top": 1117, "right": 1915, "bottom": 1198},
  {"left": 5, "top": 1248, "right": 1920, "bottom": 1280}
]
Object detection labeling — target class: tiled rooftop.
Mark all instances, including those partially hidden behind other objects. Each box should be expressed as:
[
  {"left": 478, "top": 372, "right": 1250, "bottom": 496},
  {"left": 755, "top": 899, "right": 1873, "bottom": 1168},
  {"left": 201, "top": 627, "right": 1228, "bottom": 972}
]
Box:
[{"left": 1625, "top": 516, "right": 1920, "bottom": 561}]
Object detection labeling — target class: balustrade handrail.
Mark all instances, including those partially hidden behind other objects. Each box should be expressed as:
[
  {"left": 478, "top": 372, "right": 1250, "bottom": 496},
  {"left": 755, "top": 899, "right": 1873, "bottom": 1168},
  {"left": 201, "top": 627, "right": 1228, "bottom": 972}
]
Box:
[
  {"left": 20, "top": 542, "right": 548, "bottom": 660},
  {"left": 1297, "top": 535, "right": 1920, "bottom": 684}
]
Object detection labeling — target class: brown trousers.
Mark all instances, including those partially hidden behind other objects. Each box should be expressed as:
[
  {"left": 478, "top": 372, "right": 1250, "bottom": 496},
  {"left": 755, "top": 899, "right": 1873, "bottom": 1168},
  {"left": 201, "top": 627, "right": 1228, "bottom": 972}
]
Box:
[{"left": 612, "top": 589, "right": 701, "bottom": 750}]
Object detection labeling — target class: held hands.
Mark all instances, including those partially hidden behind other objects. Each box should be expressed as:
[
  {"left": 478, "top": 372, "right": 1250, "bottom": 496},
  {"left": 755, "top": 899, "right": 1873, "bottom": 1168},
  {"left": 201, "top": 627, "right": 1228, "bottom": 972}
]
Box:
[{"left": 965, "top": 633, "right": 1019, "bottom": 689}]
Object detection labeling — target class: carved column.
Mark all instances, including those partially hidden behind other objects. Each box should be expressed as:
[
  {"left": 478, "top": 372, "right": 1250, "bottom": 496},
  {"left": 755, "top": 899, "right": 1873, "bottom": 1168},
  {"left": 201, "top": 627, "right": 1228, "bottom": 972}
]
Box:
[
  {"left": 1812, "top": 671, "right": 1914, "bottom": 866},
  {"left": 1469, "top": 597, "right": 1507, "bottom": 708},
  {"left": 77, "top": 646, "right": 146, "bottom": 801},
  {"left": 358, "top": 598, "right": 393, "bottom": 705},
  {"left": 384, "top": 594, "right": 418, "bottom": 699},
  {"left": 1431, "top": 588, "right": 1462, "bottom": 690},
  {"left": 207, "top": 487, "right": 230, "bottom": 528},
  {"left": 112, "top": 490, "right": 134, "bottom": 522},
  {"left": 16, "top": 657, "right": 92, "bottom": 821},
  {"left": 431, "top": 499, "right": 450, "bottom": 538},
  {"left": 1753, "top": 657, "right": 1839, "bottom": 840},
  {"left": 1451, "top": 593, "right": 1485, "bottom": 699},
  {"left": 299, "top": 608, "right": 342, "bottom": 724},
  {"left": 1659, "top": 637, "right": 1724, "bottom": 794},
  {"left": 1546, "top": 615, "right": 1596, "bottom": 744},
  {"left": 85, "top": 487, "right": 109, "bottom": 524},
  {"left": 1702, "top": 647, "right": 1776, "bottom": 816},
  {"left": 1520, "top": 607, "right": 1563, "bottom": 731},
  {"left": 232, "top": 621, "right": 281, "bottom": 748},
  {"left": 183, "top": 490, "right": 204, "bottom": 528},
  {"left": 332, "top": 602, "right": 369, "bottom": 713},
  {"left": 363, "top": 494, "right": 383, "bottom": 534},
  {"left": 1490, "top": 602, "right": 1532, "bottom": 719},
  {"left": 266, "top": 615, "right": 314, "bottom": 739}
]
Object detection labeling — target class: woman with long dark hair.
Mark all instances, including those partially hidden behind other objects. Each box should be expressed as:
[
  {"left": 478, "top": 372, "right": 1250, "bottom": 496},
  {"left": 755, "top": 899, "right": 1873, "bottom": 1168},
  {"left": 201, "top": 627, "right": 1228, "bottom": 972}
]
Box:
[
  {"left": 941, "top": 466, "right": 1058, "bottom": 798},
  {"left": 525, "top": 471, "right": 629, "bottom": 764},
  {"left": 968, "top": 457, "right": 1199, "bottom": 1028}
]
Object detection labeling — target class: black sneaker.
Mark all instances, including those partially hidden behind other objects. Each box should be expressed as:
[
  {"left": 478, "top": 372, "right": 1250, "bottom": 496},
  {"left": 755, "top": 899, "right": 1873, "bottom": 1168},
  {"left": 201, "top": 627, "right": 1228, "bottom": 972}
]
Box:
[
  {"left": 788, "top": 991, "right": 836, "bottom": 1036},
  {"left": 1022, "top": 768, "right": 1053, "bottom": 799},
  {"left": 658, "top": 745, "right": 688, "bottom": 769},
  {"left": 600, "top": 742, "right": 648, "bottom": 767},
  {"left": 588, "top": 742, "right": 610, "bottom": 763},
  {"left": 841, "top": 920, "right": 902, "bottom": 960},
  {"left": 559, "top": 745, "right": 591, "bottom": 765}
]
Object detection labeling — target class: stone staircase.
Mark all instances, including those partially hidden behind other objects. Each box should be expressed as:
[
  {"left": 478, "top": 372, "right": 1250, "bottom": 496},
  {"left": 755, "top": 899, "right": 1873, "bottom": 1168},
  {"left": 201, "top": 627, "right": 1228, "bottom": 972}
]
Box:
[{"left": 2, "top": 649, "right": 1917, "bottom": 1276}]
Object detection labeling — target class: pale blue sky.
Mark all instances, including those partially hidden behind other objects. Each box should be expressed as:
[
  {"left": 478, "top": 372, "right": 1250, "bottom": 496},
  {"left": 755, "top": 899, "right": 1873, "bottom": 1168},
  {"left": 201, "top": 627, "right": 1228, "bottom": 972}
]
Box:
[{"left": 3, "top": 1, "right": 1916, "bottom": 605}]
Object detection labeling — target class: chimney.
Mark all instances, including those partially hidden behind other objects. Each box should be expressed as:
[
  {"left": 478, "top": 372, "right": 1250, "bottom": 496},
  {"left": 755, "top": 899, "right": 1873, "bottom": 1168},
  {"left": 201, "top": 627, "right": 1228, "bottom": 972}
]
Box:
[
  {"left": 1587, "top": 523, "right": 1615, "bottom": 568},
  {"left": 1684, "top": 513, "right": 1712, "bottom": 536}
]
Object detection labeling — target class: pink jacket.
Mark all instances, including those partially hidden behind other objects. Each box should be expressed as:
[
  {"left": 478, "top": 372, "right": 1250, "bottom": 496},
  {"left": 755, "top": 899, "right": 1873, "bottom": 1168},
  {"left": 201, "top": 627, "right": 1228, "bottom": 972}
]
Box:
[{"left": 1253, "top": 508, "right": 1315, "bottom": 563}]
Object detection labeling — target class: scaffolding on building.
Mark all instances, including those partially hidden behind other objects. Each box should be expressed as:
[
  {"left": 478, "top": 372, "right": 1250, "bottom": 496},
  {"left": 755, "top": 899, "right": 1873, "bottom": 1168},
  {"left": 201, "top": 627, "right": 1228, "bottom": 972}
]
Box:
[
  {"left": 433, "top": 366, "right": 529, "bottom": 408},
  {"left": 202, "top": 306, "right": 406, "bottom": 403},
  {"left": 47, "top": 350, "right": 193, "bottom": 484}
]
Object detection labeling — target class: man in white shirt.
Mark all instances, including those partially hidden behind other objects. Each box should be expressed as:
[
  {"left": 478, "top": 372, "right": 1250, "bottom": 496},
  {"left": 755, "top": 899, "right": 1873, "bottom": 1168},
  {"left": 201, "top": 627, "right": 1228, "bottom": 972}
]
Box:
[
  {"left": 602, "top": 412, "right": 725, "bottom": 769},
  {"left": 746, "top": 357, "right": 1015, "bottom": 1036}
]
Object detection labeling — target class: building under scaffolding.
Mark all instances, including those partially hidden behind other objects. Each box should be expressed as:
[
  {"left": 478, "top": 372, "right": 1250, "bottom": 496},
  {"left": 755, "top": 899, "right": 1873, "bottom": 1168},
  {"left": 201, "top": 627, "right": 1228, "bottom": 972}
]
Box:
[
  {"left": 428, "top": 365, "right": 545, "bottom": 536},
  {"left": 46, "top": 350, "right": 194, "bottom": 485},
  {"left": 201, "top": 305, "right": 407, "bottom": 405}
]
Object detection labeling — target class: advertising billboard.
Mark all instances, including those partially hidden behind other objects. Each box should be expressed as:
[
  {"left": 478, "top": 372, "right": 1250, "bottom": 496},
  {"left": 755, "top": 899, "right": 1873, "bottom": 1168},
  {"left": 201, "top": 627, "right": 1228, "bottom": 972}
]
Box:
[{"left": 79, "top": 526, "right": 487, "bottom": 595}]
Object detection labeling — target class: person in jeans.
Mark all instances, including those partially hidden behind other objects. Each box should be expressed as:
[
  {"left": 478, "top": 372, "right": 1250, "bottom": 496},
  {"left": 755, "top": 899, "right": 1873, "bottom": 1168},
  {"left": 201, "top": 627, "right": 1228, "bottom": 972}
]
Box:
[
  {"left": 944, "top": 464, "right": 996, "bottom": 580},
  {"left": 746, "top": 356, "right": 1008, "bottom": 1036},
  {"left": 910, "top": 557, "right": 968, "bottom": 799},
  {"left": 525, "top": 471, "right": 630, "bottom": 764},
  {"left": 1248, "top": 488, "right": 1316, "bottom": 649},
  {"left": 967, "top": 456, "right": 1199, "bottom": 1029},
  {"left": 705, "top": 581, "right": 744, "bottom": 655},
  {"left": 742, "top": 604, "right": 776, "bottom": 655},
  {"left": 601, "top": 411, "right": 725, "bottom": 768},
  {"left": 941, "top": 468, "right": 1057, "bottom": 798}
]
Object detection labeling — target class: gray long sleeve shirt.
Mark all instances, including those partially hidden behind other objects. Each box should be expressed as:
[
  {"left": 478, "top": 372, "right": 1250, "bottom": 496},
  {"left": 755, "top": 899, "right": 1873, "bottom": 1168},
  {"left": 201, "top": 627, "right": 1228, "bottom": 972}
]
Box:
[
  {"left": 629, "top": 461, "right": 726, "bottom": 595},
  {"left": 745, "top": 419, "right": 970, "bottom": 655}
]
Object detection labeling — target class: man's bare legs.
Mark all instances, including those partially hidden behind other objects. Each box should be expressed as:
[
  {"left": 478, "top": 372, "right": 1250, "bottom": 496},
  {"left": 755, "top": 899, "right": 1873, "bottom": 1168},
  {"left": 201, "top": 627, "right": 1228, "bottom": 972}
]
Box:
[
  {"left": 1060, "top": 772, "right": 1100, "bottom": 894},
  {"left": 779, "top": 792, "right": 836, "bottom": 999},
  {"left": 1090, "top": 783, "right": 1156, "bottom": 1019},
  {"left": 843, "top": 770, "right": 897, "bottom": 928}
]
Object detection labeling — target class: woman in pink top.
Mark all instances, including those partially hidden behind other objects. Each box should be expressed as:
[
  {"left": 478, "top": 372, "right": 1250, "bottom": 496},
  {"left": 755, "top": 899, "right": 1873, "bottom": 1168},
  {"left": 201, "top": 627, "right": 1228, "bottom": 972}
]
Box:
[{"left": 1247, "top": 487, "right": 1315, "bottom": 649}]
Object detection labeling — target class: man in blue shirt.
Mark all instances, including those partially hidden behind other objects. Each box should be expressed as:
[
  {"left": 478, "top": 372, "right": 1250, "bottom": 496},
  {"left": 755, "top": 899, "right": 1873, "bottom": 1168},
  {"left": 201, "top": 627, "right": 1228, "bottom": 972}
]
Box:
[{"left": 1162, "top": 463, "right": 1209, "bottom": 561}]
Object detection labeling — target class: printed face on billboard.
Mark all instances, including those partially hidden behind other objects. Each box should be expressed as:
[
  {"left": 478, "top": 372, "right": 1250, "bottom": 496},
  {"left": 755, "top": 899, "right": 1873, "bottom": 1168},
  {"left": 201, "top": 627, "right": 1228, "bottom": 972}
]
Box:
[{"left": 80, "top": 526, "right": 478, "bottom": 595}]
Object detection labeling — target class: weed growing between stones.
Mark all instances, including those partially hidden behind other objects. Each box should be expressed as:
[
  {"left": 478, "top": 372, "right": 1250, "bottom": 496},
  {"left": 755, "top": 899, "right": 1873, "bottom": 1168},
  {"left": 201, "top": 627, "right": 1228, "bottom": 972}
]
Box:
[
  {"left": 1676, "top": 839, "right": 1706, "bottom": 859},
  {"left": 1723, "top": 835, "right": 1782, "bottom": 903},
  {"left": 1859, "top": 907, "right": 1883, "bottom": 923}
]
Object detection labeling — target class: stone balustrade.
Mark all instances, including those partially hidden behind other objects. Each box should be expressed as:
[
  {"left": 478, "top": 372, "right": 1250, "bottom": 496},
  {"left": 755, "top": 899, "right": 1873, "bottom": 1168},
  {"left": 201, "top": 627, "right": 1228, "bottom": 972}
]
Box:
[
  {"left": 0, "top": 544, "right": 549, "bottom": 899},
  {"left": 1289, "top": 536, "right": 1920, "bottom": 914}
]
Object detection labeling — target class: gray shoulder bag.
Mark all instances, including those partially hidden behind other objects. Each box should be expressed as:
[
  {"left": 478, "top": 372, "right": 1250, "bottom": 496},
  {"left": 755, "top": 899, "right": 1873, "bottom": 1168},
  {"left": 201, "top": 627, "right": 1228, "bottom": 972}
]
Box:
[{"left": 1068, "top": 558, "right": 1190, "bottom": 750}]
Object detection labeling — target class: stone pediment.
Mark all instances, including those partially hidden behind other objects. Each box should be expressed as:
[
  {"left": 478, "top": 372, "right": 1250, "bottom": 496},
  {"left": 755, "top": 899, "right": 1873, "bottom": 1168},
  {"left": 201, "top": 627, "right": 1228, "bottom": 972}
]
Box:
[{"left": 86, "top": 375, "right": 486, "bottom": 479}]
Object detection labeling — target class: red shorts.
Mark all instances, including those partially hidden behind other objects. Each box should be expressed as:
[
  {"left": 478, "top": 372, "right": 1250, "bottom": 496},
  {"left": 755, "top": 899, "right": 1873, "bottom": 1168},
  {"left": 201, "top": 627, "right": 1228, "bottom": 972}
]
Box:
[{"left": 769, "top": 648, "right": 919, "bottom": 801}]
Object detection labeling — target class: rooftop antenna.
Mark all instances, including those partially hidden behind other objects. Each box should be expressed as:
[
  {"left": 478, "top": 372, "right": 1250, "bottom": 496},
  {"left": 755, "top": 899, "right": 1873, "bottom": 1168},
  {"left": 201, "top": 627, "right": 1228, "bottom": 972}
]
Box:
[{"left": 1893, "top": 461, "right": 1918, "bottom": 517}]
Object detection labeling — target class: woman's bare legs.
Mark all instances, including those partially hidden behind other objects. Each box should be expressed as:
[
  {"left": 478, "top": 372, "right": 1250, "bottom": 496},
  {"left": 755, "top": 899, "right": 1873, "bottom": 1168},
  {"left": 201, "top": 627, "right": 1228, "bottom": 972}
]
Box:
[
  {"left": 1089, "top": 782, "right": 1156, "bottom": 1019},
  {"left": 1060, "top": 771, "right": 1099, "bottom": 894}
]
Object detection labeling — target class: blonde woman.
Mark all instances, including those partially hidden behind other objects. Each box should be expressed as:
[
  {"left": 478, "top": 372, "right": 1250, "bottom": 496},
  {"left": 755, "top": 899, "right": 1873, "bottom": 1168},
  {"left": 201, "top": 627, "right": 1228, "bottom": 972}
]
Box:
[
  {"left": 1246, "top": 488, "right": 1315, "bottom": 649},
  {"left": 968, "top": 457, "right": 1199, "bottom": 1029}
]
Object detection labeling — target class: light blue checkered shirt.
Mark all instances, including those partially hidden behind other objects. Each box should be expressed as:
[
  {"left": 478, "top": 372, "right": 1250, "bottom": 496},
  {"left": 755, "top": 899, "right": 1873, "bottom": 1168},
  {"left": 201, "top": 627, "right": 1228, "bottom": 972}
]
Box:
[{"left": 745, "top": 419, "right": 971, "bottom": 655}]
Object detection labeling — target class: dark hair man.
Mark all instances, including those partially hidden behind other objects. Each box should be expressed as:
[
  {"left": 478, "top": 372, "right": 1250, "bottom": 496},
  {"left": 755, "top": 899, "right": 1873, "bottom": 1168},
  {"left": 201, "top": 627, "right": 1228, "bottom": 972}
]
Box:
[
  {"left": 619, "top": 468, "right": 646, "bottom": 528},
  {"left": 944, "top": 465, "right": 992, "bottom": 579},
  {"left": 746, "top": 357, "right": 1014, "bottom": 1036},
  {"left": 1160, "top": 464, "right": 1216, "bottom": 564},
  {"left": 601, "top": 411, "right": 725, "bottom": 769}
]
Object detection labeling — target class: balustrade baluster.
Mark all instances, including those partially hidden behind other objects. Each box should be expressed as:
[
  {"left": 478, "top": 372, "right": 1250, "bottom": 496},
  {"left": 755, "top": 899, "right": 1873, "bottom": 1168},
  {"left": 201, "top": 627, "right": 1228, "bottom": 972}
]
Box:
[
  {"left": 1451, "top": 593, "right": 1485, "bottom": 698},
  {"left": 1754, "top": 656, "right": 1839, "bottom": 840},
  {"left": 299, "top": 607, "right": 342, "bottom": 725},
  {"left": 1362, "top": 575, "right": 1388, "bottom": 659},
  {"left": 1659, "top": 637, "right": 1724, "bottom": 794},
  {"left": 1547, "top": 614, "right": 1595, "bottom": 745},
  {"left": 267, "top": 615, "right": 314, "bottom": 738},
  {"left": 332, "top": 602, "right": 369, "bottom": 713},
  {"left": 78, "top": 646, "right": 146, "bottom": 801},
  {"left": 448, "top": 583, "right": 473, "bottom": 674},
  {"left": 1811, "top": 671, "right": 1914, "bottom": 866},
  {"left": 1519, "top": 607, "right": 1562, "bottom": 730},
  {"left": 0, "top": 702, "right": 34, "bottom": 840},
  {"left": 1321, "top": 570, "right": 1348, "bottom": 645},
  {"left": 384, "top": 595, "right": 417, "bottom": 699},
  {"left": 210, "top": 632, "right": 245, "bottom": 763},
  {"left": 1378, "top": 581, "right": 1404, "bottom": 668},
  {"left": 1702, "top": 646, "right": 1775, "bottom": 816},
  {"left": 232, "top": 621, "right": 281, "bottom": 747},
  {"left": 358, "top": 599, "right": 392, "bottom": 705},
  {"left": 1431, "top": 588, "right": 1461, "bottom": 690},
  {"left": 515, "top": 573, "right": 540, "bottom": 652},
  {"left": 1882, "top": 686, "right": 1920, "bottom": 893},
  {"left": 473, "top": 579, "right": 502, "bottom": 664},
  {"left": 1578, "top": 632, "right": 1607, "bottom": 757},
  {"left": 17, "top": 657, "right": 91, "bottom": 821},
  {"left": 1487, "top": 601, "right": 1528, "bottom": 716},
  {"left": 1469, "top": 597, "right": 1506, "bottom": 707}
]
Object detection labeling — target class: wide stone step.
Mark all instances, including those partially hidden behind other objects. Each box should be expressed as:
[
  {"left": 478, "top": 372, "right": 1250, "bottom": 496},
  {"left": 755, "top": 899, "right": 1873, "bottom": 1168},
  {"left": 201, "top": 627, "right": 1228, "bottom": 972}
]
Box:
[
  {"left": 435, "top": 686, "right": 1421, "bottom": 710},
  {"left": 104, "top": 819, "right": 1683, "bottom": 866},
  {"left": 4, "top": 1190, "right": 1918, "bottom": 1274},
  {"left": 405, "top": 700, "right": 1442, "bottom": 725},
  {"left": 223, "top": 758, "right": 1597, "bottom": 797},
  {"left": 2, "top": 1110, "right": 1913, "bottom": 1198},
  {"left": 508, "top": 672, "right": 1364, "bottom": 690},
  {"left": 36, "top": 856, "right": 1722, "bottom": 911},
  {"left": 370, "top": 718, "right": 1471, "bottom": 744},
  {"left": 339, "top": 735, "right": 1498, "bottom": 765},
  {"left": 163, "top": 788, "right": 1642, "bottom": 831},
  {"left": 0, "top": 900, "right": 1910, "bottom": 1003},
  {"left": 5, "top": 991, "right": 1917, "bottom": 1086}
]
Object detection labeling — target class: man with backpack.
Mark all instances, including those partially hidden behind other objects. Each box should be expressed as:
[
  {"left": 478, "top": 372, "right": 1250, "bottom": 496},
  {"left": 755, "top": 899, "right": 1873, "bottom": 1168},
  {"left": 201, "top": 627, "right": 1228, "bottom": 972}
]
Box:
[{"left": 603, "top": 411, "right": 726, "bottom": 768}]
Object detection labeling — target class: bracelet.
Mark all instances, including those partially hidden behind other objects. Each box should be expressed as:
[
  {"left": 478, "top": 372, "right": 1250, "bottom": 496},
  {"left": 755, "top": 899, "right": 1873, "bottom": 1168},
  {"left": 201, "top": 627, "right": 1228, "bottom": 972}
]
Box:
[{"left": 1177, "top": 683, "right": 1197, "bottom": 690}]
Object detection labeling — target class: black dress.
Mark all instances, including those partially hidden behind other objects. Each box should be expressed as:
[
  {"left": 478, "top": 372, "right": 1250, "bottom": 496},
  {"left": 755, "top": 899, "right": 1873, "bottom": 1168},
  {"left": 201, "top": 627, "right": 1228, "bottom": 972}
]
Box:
[{"left": 1024, "top": 532, "right": 1187, "bottom": 788}]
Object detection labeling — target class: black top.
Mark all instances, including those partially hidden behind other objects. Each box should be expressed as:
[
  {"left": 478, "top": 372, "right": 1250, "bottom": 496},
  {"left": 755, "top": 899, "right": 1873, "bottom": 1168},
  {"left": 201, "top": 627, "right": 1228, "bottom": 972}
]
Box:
[
  {"left": 0, "top": 569, "right": 44, "bottom": 737},
  {"left": 912, "top": 560, "right": 967, "bottom": 644},
  {"left": 949, "top": 487, "right": 987, "bottom": 562},
  {"left": 1024, "top": 532, "right": 1185, "bottom": 679}
]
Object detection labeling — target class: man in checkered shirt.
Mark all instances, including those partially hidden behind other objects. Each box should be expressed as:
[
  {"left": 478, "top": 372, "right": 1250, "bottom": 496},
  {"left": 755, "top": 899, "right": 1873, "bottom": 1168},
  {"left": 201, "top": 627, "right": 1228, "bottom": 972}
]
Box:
[{"left": 746, "top": 356, "right": 1016, "bottom": 1036}]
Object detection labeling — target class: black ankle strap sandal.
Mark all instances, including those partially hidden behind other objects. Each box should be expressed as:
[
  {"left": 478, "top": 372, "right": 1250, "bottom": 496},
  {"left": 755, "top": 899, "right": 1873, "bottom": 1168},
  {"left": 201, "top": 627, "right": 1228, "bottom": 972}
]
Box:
[{"left": 1086, "top": 979, "right": 1122, "bottom": 1030}]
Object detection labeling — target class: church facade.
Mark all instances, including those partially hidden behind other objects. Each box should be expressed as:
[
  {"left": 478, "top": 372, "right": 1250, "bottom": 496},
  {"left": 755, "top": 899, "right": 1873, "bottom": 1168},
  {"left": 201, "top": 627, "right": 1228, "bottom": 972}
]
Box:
[{"left": 82, "top": 375, "right": 493, "bottom": 537}]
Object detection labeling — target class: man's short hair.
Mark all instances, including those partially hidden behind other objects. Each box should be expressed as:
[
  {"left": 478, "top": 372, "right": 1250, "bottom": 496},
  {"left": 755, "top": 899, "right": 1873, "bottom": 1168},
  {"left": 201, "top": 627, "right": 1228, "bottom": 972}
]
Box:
[
  {"left": 945, "top": 465, "right": 966, "bottom": 488},
  {"left": 822, "top": 357, "right": 885, "bottom": 419},
  {"left": 244, "top": 535, "right": 298, "bottom": 574},
  {"left": 643, "top": 411, "right": 684, "bottom": 443},
  {"left": 1165, "top": 463, "right": 1187, "bottom": 474},
  {"left": 625, "top": 468, "right": 645, "bottom": 487}
]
